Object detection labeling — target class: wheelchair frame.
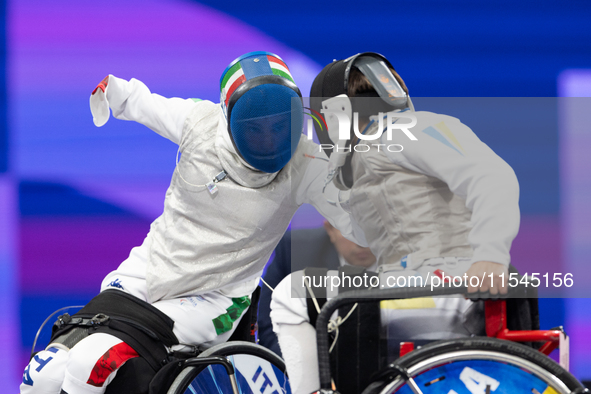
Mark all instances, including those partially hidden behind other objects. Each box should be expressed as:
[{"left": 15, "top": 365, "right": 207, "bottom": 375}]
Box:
[{"left": 314, "top": 284, "right": 576, "bottom": 394}]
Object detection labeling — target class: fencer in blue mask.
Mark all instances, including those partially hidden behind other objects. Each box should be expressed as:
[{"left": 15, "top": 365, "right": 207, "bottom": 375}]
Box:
[{"left": 20, "top": 51, "right": 362, "bottom": 394}]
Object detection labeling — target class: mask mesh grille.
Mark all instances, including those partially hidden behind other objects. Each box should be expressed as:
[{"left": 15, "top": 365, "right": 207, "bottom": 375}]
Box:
[{"left": 230, "top": 84, "right": 303, "bottom": 173}]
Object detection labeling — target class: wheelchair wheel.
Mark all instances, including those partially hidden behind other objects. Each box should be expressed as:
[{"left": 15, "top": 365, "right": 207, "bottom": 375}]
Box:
[
  {"left": 166, "top": 341, "right": 291, "bottom": 394},
  {"left": 362, "top": 337, "right": 585, "bottom": 394}
]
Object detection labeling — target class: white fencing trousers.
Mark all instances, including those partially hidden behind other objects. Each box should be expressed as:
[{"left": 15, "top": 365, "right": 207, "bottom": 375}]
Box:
[
  {"left": 20, "top": 334, "right": 136, "bottom": 394},
  {"left": 19, "top": 291, "right": 248, "bottom": 394},
  {"left": 99, "top": 241, "right": 253, "bottom": 349}
]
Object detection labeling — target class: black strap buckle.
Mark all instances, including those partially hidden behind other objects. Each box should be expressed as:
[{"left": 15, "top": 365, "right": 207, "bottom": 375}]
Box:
[
  {"left": 54, "top": 313, "right": 72, "bottom": 329},
  {"left": 90, "top": 313, "right": 110, "bottom": 325}
]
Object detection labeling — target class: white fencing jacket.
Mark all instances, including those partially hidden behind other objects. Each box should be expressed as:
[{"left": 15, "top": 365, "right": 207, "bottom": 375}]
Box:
[
  {"left": 350, "top": 111, "right": 520, "bottom": 270},
  {"left": 91, "top": 75, "right": 360, "bottom": 302}
]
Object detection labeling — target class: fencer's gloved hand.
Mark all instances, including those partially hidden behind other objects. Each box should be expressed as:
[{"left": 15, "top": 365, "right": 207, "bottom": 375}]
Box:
[
  {"left": 90, "top": 75, "right": 111, "bottom": 127},
  {"left": 92, "top": 75, "right": 109, "bottom": 95},
  {"left": 465, "top": 261, "right": 509, "bottom": 295}
]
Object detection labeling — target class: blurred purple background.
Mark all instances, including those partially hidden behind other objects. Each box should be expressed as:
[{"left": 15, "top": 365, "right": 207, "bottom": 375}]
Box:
[{"left": 1, "top": 0, "right": 590, "bottom": 388}]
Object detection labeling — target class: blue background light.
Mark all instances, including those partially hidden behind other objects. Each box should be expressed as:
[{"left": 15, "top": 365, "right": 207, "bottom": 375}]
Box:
[{"left": 1, "top": 0, "right": 590, "bottom": 387}]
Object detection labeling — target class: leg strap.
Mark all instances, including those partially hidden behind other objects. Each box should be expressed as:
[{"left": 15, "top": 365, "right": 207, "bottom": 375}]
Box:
[{"left": 50, "top": 289, "right": 179, "bottom": 371}]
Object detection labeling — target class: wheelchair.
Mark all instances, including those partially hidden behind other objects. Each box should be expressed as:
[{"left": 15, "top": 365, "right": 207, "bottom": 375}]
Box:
[
  {"left": 312, "top": 283, "right": 588, "bottom": 394},
  {"left": 155, "top": 274, "right": 586, "bottom": 394},
  {"left": 26, "top": 282, "right": 588, "bottom": 394}
]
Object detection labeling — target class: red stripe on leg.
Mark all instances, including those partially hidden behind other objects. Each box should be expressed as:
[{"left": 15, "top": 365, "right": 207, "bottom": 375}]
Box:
[{"left": 86, "top": 342, "right": 139, "bottom": 387}]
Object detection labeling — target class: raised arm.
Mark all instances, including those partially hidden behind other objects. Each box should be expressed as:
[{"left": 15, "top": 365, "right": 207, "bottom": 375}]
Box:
[{"left": 89, "top": 75, "right": 199, "bottom": 145}]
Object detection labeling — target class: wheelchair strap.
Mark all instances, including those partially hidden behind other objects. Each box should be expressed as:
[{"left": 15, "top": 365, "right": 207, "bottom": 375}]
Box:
[
  {"left": 302, "top": 266, "right": 381, "bottom": 394},
  {"left": 331, "top": 266, "right": 381, "bottom": 394},
  {"left": 50, "top": 289, "right": 179, "bottom": 371}
]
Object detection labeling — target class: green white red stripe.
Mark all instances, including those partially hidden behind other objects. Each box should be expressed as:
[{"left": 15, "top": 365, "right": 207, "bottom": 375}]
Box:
[
  {"left": 220, "top": 54, "right": 295, "bottom": 108},
  {"left": 267, "top": 55, "right": 295, "bottom": 83},
  {"left": 221, "top": 62, "right": 246, "bottom": 107}
]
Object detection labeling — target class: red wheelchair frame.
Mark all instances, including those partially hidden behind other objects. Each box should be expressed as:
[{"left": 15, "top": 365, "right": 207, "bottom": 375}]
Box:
[
  {"left": 484, "top": 299, "right": 562, "bottom": 356},
  {"left": 397, "top": 298, "right": 565, "bottom": 358}
]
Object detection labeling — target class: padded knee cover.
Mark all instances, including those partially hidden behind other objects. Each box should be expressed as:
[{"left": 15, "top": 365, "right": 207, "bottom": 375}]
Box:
[{"left": 20, "top": 347, "right": 68, "bottom": 394}]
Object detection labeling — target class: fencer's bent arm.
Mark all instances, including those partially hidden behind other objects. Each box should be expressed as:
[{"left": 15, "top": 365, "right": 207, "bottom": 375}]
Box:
[
  {"left": 89, "top": 75, "right": 197, "bottom": 145},
  {"left": 385, "top": 113, "right": 520, "bottom": 266},
  {"left": 293, "top": 140, "right": 368, "bottom": 247}
]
